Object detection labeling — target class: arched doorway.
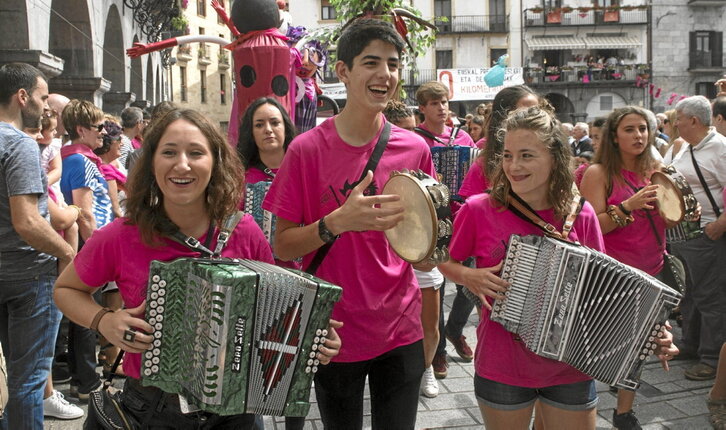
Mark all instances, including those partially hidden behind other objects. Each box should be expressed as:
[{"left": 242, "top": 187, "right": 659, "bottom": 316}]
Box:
[
  {"left": 544, "top": 92, "right": 575, "bottom": 123},
  {"left": 130, "top": 35, "right": 143, "bottom": 101},
  {"left": 103, "top": 5, "right": 125, "bottom": 92},
  {"left": 146, "top": 56, "right": 154, "bottom": 105},
  {"left": 49, "top": 0, "right": 93, "bottom": 76},
  {"left": 0, "top": 0, "right": 29, "bottom": 50}
]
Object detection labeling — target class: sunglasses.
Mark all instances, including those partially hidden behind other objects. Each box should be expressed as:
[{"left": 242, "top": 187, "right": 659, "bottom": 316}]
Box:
[
  {"left": 663, "top": 119, "right": 670, "bottom": 124},
  {"left": 88, "top": 123, "right": 105, "bottom": 132}
]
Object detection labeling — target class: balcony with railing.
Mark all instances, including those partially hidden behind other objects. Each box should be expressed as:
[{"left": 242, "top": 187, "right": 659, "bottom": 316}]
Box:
[
  {"left": 524, "top": 6, "right": 648, "bottom": 27},
  {"left": 688, "top": 0, "right": 726, "bottom": 6},
  {"left": 434, "top": 15, "right": 509, "bottom": 34},
  {"left": 523, "top": 64, "right": 648, "bottom": 85}
]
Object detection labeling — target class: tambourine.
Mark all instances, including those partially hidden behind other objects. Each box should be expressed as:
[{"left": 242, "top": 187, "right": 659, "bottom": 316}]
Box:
[
  {"left": 650, "top": 166, "right": 698, "bottom": 223},
  {"left": 380, "top": 170, "right": 452, "bottom": 264}
]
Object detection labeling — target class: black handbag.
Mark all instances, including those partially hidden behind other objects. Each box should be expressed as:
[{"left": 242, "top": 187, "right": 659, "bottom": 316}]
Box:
[{"left": 84, "top": 352, "right": 138, "bottom": 430}]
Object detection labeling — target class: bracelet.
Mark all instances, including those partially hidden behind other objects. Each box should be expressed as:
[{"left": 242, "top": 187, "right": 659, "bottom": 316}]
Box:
[
  {"left": 69, "top": 204, "right": 84, "bottom": 220},
  {"left": 607, "top": 205, "right": 634, "bottom": 227},
  {"left": 90, "top": 307, "right": 113, "bottom": 332},
  {"left": 618, "top": 202, "right": 632, "bottom": 216}
]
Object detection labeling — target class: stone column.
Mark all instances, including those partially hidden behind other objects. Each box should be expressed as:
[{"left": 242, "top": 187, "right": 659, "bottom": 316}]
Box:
[
  {"left": 0, "top": 49, "right": 64, "bottom": 78},
  {"left": 103, "top": 91, "right": 136, "bottom": 116}
]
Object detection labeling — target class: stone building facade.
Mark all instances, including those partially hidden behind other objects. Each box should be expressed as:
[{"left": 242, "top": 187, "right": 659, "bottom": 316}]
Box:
[
  {"left": 0, "top": 0, "right": 175, "bottom": 115},
  {"left": 650, "top": 0, "right": 725, "bottom": 113}
]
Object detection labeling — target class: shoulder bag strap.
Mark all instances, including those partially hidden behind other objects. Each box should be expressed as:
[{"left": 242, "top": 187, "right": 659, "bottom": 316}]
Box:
[
  {"left": 689, "top": 145, "right": 722, "bottom": 217},
  {"left": 306, "top": 122, "right": 392, "bottom": 275},
  {"left": 622, "top": 177, "right": 665, "bottom": 248},
  {"left": 413, "top": 126, "right": 446, "bottom": 146}
]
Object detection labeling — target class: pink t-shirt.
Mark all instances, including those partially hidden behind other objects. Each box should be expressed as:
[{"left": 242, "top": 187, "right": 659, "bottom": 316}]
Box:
[
  {"left": 74, "top": 216, "right": 275, "bottom": 379},
  {"left": 262, "top": 116, "right": 434, "bottom": 362},
  {"left": 245, "top": 165, "right": 278, "bottom": 184},
  {"left": 416, "top": 123, "right": 476, "bottom": 148},
  {"left": 603, "top": 170, "right": 665, "bottom": 275},
  {"left": 449, "top": 194, "right": 605, "bottom": 387},
  {"left": 574, "top": 163, "right": 589, "bottom": 189},
  {"left": 458, "top": 158, "right": 490, "bottom": 199}
]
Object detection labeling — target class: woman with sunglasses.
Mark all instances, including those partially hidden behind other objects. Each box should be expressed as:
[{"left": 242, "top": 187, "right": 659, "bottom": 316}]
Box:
[{"left": 59, "top": 99, "right": 113, "bottom": 400}]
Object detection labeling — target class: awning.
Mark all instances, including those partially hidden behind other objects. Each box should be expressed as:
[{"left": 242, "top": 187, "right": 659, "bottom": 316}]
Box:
[
  {"left": 526, "top": 36, "right": 585, "bottom": 50},
  {"left": 584, "top": 35, "right": 641, "bottom": 49}
]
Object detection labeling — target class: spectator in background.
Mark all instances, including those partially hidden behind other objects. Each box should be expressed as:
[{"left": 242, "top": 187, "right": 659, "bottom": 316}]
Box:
[
  {"left": 119, "top": 107, "right": 144, "bottom": 171},
  {"left": 60, "top": 99, "right": 113, "bottom": 401},
  {"left": 0, "top": 62, "right": 76, "bottom": 429},
  {"left": 414, "top": 81, "right": 475, "bottom": 148},
  {"left": 713, "top": 97, "right": 726, "bottom": 137},
  {"left": 126, "top": 101, "right": 177, "bottom": 175},
  {"left": 656, "top": 112, "right": 670, "bottom": 141},
  {"left": 468, "top": 115, "right": 486, "bottom": 148},
  {"left": 382, "top": 100, "right": 416, "bottom": 131},
  {"left": 663, "top": 109, "right": 688, "bottom": 164},
  {"left": 574, "top": 117, "right": 605, "bottom": 188},
  {"left": 561, "top": 122, "right": 575, "bottom": 147},
  {"left": 47, "top": 93, "right": 70, "bottom": 141},
  {"left": 571, "top": 122, "right": 594, "bottom": 157},
  {"left": 671, "top": 96, "right": 726, "bottom": 382}
]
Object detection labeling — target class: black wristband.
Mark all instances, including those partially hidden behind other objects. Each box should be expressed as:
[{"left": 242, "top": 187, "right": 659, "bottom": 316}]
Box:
[
  {"left": 318, "top": 216, "right": 338, "bottom": 244},
  {"left": 618, "top": 202, "right": 632, "bottom": 215}
]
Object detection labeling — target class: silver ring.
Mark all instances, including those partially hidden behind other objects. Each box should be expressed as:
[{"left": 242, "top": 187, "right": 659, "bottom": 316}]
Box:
[{"left": 123, "top": 329, "right": 136, "bottom": 343}]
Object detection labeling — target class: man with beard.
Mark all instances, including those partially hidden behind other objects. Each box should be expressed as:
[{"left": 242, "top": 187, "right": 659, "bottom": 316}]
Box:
[{"left": 0, "top": 62, "right": 75, "bottom": 429}]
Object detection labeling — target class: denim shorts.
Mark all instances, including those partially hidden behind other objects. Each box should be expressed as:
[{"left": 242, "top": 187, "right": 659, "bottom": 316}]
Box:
[{"left": 474, "top": 374, "right": 598, "bottom": 411}]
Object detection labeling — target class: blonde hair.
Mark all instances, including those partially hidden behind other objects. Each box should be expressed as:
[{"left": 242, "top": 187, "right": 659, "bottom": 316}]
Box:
[
  {"left": 489, "top": 106, "right": 574, "bottom": 218},
  {"left": 664, "top": 109, "right": 680, "bottom": 140},
  {"left": 62, "top": 99, "right": 104, "bottom": 141}
]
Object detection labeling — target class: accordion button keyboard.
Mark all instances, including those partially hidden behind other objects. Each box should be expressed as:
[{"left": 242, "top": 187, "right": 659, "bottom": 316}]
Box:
[
  {"left": 157, "top": 297, "right": 165, "bottom": 306},
  {"left": 152, "top": 275, "right": 160, "bottom": 282},
  {"left": 322, "top": 329, "right": 328, "bottom": 337},
  {"left": 158, "top": 280, "right": 166, "bottom": 287},
  {"left": 312, "top": 366, "right": 318, "bottom": 373},
  {"left": 305, "top": 366, "right": 311, "bottom": 374},
  {"left": 151, "top": 292, "right": 158, "bottom": 300},
  {"left": 158, "top": 289, "right": 165, "bottom": 297},
  {"left": 151, "top": 283, "right": 159, "bottom": 292},
  {"left": 309, "top": 352, "right": 316, "bottom": 359}
]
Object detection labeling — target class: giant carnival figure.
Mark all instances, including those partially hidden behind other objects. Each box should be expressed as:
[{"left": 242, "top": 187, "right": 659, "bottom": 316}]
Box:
[{"left": 127, "top": 0, "right": 295, "bottom": 145}]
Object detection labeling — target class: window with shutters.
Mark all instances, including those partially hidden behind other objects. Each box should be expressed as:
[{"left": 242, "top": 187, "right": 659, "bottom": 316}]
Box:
[
  {"left": 436, "top": 50, "right": 453, "bottom": 70},
  {"left": 696, "top": 81, "right": 718, "bottom": 99},
  {"left": 690, "top": 31, "right": 723, "bottom": 69},
  {"left": 321, "top": 1, "right": 336, "bottom": 20}
]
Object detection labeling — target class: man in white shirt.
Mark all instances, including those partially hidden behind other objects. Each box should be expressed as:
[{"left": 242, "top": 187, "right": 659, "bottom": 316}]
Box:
[
  {"left": 713, "top": 96, "right": 726, "bottom": 137},
  {"left": 672, "top": 96, "right": 726, "bottom": 381}
]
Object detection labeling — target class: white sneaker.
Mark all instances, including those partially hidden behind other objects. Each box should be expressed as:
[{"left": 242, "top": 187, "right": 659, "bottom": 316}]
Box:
[
  {"left": 43, "top": 390, "right": 84, "bottom": 420},
  {"left": 420, "top": 366, "right": 439, "bottom": 398}
]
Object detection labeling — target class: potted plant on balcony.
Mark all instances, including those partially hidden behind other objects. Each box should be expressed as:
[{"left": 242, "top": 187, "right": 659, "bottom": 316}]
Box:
[
  {"left": 636, "top": 64, "right": 650, "bottom": 79},
  {"left": 604, "top": 6, "right": 620, "bottom": 22},
  {"left": 547, "top": 8, "right": 562, "bottom": 23},
  {"left": 560, "top": 65, "right": 574, "bottom": 82},
  {"left": 526, "top": 66, "right": 543, "bottom": 83},
  {"left": 545, "top": 66, "right": 560, "bottom": 81}
]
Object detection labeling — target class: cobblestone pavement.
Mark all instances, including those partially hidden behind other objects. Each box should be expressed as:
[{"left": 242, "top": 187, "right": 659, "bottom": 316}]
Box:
[{"left": 45, "top": 283, "right": 713, "bottom": 429}]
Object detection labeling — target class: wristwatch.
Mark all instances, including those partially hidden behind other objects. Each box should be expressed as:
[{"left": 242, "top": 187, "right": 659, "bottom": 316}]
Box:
[{"left": 318, "top": 216, "right": 339, "bottom": 244}]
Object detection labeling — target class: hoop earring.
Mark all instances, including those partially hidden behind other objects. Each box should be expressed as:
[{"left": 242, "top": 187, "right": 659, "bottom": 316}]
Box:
[{"left": 149, "top": 183, "right": 160, "bottom": 207}]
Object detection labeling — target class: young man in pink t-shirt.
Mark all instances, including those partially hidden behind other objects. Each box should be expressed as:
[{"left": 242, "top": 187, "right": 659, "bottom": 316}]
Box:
[
  {"left": 414, "top": 81, "right": 476, "bottom": 148},
  {"left": 262, "top": 19, "right": 435, "bottom": 428}
]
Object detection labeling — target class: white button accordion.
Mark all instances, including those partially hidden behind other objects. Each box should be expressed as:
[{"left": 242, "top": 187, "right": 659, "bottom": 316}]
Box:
[
  {"left": 142, "top": 258, "right": 341, "bottom": 416},
  {"left": 480, "top": 235, "right": 681, "bottom": 390}
]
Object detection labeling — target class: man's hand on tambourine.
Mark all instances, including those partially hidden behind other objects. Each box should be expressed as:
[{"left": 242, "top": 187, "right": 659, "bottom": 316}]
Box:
[
  {"left": 460, "top": 261, "right": 510, "bottom": 311},
  {"left": 326, "top": 170, "right": 405, "bottom": 234},
  {"left": 98, "top": 301, "right": 154, "bottom": 354},
  {"left": 684, "top": 202, "right": 702, "bottom": 222},
  {"left": 316, "top": 319, "right": 343, "bottom": 365}
]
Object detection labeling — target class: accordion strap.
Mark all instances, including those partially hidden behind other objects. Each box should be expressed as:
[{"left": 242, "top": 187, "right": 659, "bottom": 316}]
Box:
[
  {"left": 506, "top": 190, "right": 584, "bottom": 241},
  {"left": 168, "top": 211, "right": 244, "bottom": 258},
  {"left": 414, "top": 127, "right": 447, "bottom": 146}
]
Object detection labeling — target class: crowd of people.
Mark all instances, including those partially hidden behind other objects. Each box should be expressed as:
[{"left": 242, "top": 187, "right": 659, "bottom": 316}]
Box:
[{"left": 0, "top": 15, "right": 725, "bottom": 430}]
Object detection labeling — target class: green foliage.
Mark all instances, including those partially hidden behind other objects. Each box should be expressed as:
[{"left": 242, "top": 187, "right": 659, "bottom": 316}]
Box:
[{"left": 313, "top": 0, "right": 436, "bottom": 66}]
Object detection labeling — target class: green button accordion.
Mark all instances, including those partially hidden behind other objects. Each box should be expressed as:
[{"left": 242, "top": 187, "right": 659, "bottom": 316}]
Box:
[{"left": 141, "top": 258, "right": 342, "bottom": 416}]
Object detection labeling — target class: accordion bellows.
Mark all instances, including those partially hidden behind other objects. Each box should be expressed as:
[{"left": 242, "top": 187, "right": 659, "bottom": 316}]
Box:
[
  {"left": 490, "top": 235, "right": 681, "bottom": 390},
  {"left": 141, "top": 258, "right": 342, "bottom": 416},
  {"left": 430, "top": 146, "right": 481, "bottom": 198}
]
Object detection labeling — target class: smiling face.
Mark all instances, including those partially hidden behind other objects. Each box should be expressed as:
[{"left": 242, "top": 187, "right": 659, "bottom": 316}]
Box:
[
  {"left": 153, "top": 119, "right": 213, "bottom": 214},
  {"left": 502, "top": 129, "right": 554, "bottom": 207},
  {"left": 336, "top": 39, "right": 400, "bottom": 115},
  {"left": 79, "top": 121, "right": 107, "bottom": 149},
  {"left": 614, "top": 113, "right": 648, "bottom": 159},
  {"left": 252, "top": 103, "right": 286, "bottom": 156}
]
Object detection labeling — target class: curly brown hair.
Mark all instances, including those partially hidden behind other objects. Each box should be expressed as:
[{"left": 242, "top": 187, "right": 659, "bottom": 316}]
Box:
[
  {"left": 125, "top": 109, "right": 245, "bottom": 246},
  {"left": 594, "top": 106, "right": 659, "bottom": 193},
  {"left": 489, "top": 106, "right": 574, "bottom": 219}
]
